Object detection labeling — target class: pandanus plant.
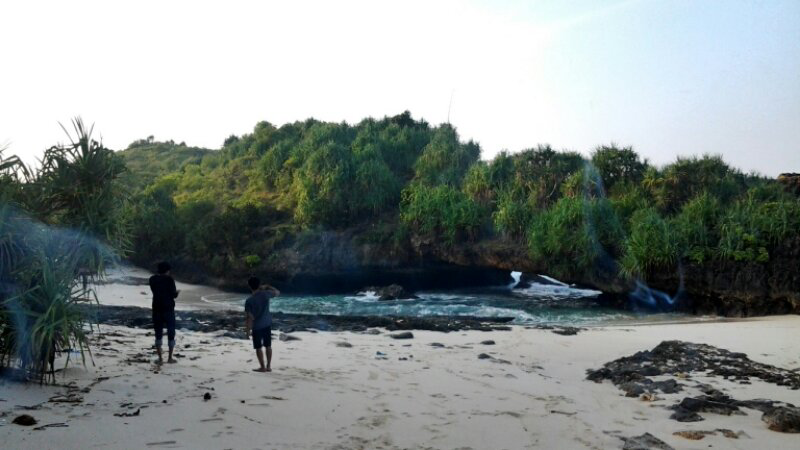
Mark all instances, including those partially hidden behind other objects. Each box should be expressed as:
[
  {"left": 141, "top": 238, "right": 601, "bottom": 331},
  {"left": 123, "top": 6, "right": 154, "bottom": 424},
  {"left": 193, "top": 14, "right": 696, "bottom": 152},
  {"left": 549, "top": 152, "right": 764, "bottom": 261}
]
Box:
[{"left": 0, "top": 118, "right": 126, "bottom": 382}]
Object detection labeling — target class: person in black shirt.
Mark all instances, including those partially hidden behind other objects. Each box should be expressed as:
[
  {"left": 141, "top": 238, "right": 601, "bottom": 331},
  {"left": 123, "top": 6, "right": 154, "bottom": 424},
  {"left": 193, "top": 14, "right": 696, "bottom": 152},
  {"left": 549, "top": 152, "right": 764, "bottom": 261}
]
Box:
[{"left": 149, "top": 261, "right": 180, "bottom": 364}]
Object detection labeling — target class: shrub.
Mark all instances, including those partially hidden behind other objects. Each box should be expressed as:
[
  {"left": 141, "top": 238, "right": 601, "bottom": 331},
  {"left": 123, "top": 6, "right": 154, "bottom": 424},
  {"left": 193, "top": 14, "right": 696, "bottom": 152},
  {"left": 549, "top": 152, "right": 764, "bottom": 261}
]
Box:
[
  {"left": 528, "top": 197, "right": 623, "bottom": 278},
  {"left": 400, "top": 183, "right": 485, "bottom": 243},
  {"left": 620, "top": 208, "right": 678, "bottom": 277}
]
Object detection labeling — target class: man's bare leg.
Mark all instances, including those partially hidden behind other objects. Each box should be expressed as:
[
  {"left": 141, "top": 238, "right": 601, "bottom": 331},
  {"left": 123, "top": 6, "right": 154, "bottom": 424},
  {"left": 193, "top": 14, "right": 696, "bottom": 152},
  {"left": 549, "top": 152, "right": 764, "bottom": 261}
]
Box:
[
  {"left": 266, "top": 347, "right": 272, "bottom": 372},
  {"left": 155, "top": 347, "right": 163, "bottom": 365},
  {"left": 167, "top": 346, "right": 177, "bottom": 364},
  {"left": 254, "top": 348, "right": 267, "bottom": 372}
]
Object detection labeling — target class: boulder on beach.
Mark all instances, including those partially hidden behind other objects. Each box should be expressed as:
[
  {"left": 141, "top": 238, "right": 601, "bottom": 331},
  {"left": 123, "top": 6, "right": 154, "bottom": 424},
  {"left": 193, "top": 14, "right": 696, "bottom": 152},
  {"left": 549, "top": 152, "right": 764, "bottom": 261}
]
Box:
[{"left": 762, "top": 406, "right": 800, "bottom": 433}]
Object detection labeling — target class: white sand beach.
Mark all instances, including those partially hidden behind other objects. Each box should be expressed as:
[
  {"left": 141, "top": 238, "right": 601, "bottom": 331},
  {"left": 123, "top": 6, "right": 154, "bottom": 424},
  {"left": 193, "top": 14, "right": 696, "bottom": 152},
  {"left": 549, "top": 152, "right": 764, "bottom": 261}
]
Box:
[{"left": 2, "top": 313, "right": 799, "bottom": 449}]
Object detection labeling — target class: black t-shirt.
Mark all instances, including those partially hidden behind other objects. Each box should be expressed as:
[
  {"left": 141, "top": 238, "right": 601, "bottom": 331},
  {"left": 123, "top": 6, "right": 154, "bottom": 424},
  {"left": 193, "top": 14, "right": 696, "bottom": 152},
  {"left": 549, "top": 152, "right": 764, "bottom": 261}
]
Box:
[{"left": 149, "top": 274, "right": 178, "bottom": 312}]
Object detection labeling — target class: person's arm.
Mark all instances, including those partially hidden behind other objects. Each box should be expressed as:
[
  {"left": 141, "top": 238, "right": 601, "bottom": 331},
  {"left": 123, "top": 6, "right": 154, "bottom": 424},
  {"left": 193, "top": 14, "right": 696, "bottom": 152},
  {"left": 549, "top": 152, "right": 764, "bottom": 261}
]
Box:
[
  {"left": 261, "top": 284, "right": 280, "bottom": 297},
  {"left": 245, "top": 313, "right": 254, "bottom": 337},
  {"left": 171, "top": 278, "right": 179, "bottom": 298}
]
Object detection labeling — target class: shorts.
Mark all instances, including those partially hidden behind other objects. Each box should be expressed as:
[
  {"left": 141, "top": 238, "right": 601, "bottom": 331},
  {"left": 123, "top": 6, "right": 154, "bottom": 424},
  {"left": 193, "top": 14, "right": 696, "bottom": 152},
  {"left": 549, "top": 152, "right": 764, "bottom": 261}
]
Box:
[
  {"left": 252, "top": 327, "right": 271, "bottom": 349},
  {"left": 153, "top": 309, "right": 176, "bottom": 348}
]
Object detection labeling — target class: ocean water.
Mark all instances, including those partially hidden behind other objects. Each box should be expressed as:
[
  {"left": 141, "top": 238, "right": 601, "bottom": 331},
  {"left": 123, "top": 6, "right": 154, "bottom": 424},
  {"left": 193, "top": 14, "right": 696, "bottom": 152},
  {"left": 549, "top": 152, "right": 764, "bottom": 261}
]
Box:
[{"left": 201, "top": 273, "right": 687, "bottom": 326}]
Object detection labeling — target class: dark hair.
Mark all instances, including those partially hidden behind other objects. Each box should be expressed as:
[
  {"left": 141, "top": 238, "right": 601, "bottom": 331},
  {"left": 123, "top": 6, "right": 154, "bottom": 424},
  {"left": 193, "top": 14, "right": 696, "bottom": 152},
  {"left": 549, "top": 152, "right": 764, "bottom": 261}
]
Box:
[
  {"left": 157, "top": 261, "right": 171, "bottom": 274},
  {"left": 248, "top": 276, "right": 260, "bottom": 291}
]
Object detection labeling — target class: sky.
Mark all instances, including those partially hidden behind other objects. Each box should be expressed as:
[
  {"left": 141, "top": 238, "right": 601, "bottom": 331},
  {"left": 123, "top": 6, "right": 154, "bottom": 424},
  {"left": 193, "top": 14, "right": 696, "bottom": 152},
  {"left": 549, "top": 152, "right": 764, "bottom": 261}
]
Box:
[{"left": 1, "top": 0, "right": 798, "bottom": 176}]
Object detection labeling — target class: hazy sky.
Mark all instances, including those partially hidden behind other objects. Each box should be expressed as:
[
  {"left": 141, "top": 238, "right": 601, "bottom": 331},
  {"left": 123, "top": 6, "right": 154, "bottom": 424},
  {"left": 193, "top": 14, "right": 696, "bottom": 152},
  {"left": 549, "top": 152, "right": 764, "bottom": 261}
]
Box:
[{"left": 2, "top": 0, "right": 798, "bottom": 175}]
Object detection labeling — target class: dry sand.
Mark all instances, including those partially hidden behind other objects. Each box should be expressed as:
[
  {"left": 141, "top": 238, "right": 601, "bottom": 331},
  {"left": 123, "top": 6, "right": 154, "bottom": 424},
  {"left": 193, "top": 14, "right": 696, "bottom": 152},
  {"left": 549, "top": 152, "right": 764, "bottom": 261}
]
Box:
[{"left": 2, "top": 314, "right": 799, "bottom": 449}]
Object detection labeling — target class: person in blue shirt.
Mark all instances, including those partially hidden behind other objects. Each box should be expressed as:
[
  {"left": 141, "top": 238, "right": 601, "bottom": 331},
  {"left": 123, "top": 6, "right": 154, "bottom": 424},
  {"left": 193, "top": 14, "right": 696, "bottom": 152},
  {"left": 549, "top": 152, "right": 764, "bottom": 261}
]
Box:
[{"left": 244, "top": 276, "right": 279, "bottom": 372}]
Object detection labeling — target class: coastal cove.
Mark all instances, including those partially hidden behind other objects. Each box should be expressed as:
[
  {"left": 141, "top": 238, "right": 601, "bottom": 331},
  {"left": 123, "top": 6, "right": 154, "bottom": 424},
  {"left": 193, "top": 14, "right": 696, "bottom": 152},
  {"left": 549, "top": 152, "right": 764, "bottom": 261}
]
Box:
[{"left": 2, "top": 300, "right": 798, "bottom": 449}]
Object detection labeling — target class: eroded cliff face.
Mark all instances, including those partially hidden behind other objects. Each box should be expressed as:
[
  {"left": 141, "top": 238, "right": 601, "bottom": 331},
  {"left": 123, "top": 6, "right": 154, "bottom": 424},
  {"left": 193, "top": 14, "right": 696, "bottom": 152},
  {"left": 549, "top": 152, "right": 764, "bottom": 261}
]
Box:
[
  {"left": 168, "top": 226, "right": 799, "bottom": 317},
  {"left": 647, "top": 237, "right": 800, "bottom": 317}
]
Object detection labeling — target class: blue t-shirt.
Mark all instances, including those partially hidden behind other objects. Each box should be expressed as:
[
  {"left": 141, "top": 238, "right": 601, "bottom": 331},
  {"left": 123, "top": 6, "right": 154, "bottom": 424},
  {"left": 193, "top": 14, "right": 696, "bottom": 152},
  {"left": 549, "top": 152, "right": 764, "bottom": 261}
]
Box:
[{"left": 245, "top": 290, "right": 274, "bottom": 330}]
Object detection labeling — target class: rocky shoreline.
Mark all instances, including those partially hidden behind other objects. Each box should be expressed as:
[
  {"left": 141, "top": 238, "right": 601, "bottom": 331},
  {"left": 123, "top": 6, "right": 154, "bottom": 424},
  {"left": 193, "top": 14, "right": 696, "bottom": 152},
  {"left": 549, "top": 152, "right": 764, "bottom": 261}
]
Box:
[
  {"left": 81, "top": 304, "right": 522, "bottom": 335},
  {"left": 587, "top": 340, "right": 800, "bottom": 435}
]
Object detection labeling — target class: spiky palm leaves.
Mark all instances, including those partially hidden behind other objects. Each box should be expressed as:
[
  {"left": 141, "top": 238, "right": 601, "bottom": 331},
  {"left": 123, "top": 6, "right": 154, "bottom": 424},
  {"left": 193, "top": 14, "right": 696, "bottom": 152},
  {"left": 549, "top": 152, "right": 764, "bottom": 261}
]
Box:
[
  {"left": 1, "top": 118, "right": 127, "bottom": 382},
  {"left": 24, "top": 118, "right": 129, "bottom": 254}
]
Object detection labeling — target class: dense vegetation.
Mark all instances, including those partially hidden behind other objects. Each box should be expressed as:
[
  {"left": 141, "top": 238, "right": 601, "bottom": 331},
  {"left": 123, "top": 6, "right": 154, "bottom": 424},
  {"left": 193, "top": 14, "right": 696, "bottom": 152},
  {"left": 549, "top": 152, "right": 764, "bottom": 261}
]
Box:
[
  {"left": 1, "top": 119, "right": 127, "bottom": 382},
  {"left": 2, "top": 113, "right": 798, "bottom": 381},
  {"left": 119, "top": 112, "right": 799, "bottom": 285}
]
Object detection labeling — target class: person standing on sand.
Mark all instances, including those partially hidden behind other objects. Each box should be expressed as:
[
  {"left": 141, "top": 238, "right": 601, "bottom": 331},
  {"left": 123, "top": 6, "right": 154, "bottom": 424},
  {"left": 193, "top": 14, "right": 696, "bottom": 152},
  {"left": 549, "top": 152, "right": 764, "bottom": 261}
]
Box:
[
  {"left": 245, "top": 276, "right": 279, "bottom": 372},
  {"left": 149, "top": 261, "right": 180, "bottom": 365}
]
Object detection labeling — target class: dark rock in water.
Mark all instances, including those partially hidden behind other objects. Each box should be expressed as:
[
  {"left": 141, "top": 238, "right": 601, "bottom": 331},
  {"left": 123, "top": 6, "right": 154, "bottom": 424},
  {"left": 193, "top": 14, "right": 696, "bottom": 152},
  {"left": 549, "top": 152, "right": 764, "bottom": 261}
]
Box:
[
  {"left": 430, "top": 342, "right": 445, "bottom": 348},
  {"left": 619, "top": 432, "right": 674, "bottom": 450},
  {"left": 514, "top": 273, "right": 566, "bottom": 289},
  {"left": 363, "top": 284, "right": 419, "bottom": 301},
  {"left": 279, "top": 333, "right": 301, "bottom": 342},
  {"left": 390, "top": 331, "right": 414, "bottom": 340},
  {"left": 477, "top": 353, "right": 493, "bottom": 360},
  {"left": 203, "top": 392, "right": 212, "bottom": 401},
  {"left": 12, "top": 414, "right": 37, "bottom": 426},
  {"left": 364, "top": 329, "right": 381, "bottom": 335},
  {"left": 762, "top": 406, "right": 800, "bottom": 433},
  {"left": 335, "top": 341, "right": 353, "bottom": 348},
  {"left": 480, "top": 340, "right": 495, "bottom": 345}
]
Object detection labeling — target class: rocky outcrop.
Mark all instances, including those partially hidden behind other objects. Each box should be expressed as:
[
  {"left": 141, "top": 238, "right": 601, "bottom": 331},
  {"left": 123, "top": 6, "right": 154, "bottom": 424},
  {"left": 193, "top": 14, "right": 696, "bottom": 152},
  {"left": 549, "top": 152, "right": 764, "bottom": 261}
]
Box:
[
  {"left": 778, "top": 173, "right": 800, "bottom": 195},
  {"left": 166, "top": 218, "right": 800, "bottom": 317},
  {"left": 362, "top": 284, "right": 419, "bottom": 301}
]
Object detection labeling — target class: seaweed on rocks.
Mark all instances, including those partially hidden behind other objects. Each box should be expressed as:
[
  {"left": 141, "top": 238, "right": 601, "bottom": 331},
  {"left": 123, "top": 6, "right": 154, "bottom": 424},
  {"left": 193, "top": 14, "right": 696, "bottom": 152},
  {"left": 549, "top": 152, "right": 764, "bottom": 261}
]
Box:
[
  {"left": 80, "top": 305, "right": 516, "bottom": 334},
  {"left": 586, "top": 340, "right": 800, "bottom": 391},
  {"left": 587, "top": 340, "right": 800, "bottom": 430}
]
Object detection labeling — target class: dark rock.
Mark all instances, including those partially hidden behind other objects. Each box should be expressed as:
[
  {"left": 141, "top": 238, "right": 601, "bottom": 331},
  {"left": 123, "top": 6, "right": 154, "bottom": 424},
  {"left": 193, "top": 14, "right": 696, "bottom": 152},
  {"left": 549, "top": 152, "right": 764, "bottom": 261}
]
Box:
[
  {"left": 480, "top": 340, "right": 495, "bottom": 345},
  {"left": 430, "top": 343, "right": 445, "bottom": 348},
  {"left": 279, "top": 333, "right": 301, "bottom": 342},
  {"left": 477, "top": 353, "right": 493, "bottom": 360},
  {"left": 334, "top": 342, "right": 353, "bottom": 348},
  {"left": 734, "top": 398, "right": 794, "bottom": 413},
  {"left": 12, "top": 414, "right": 37, "bottom": 426},
  {"left": 203, "top": 392, "right": 212, "bottom": 401},
  {"left": 364, "top": 284, "right": 419, "bottom": 301},
  {"left": 587, "top": 341, "right": 800, "bottom": 391},
  {"left": 620, "top": 432, "right": 674, "bottom": 450},
  {"left": 670, "top": 408, "right": 705, "bottom": 422},
  {"left": 620, "top": 382, "right": 646, "bottom": 397},
  {"left": 389, "top": 331, "right": 414, "bottom": 340},
  {"left": 762, "top": 406, "right": 800, "bottom": 433},
  {"left": 675, "top": 396, "right": 741, "bottom": 416},
  {"left": 551, "top": 327, "right": 580, "bottom": 336},
  {"left": 778, "top": 173, "right": 800, "bottom": 196},
  {"left": 79, "top": 304, "right": 516, "bottom": 334},
  {"left": 514, "top": 273, "right": 566, "bottom": 289},
  {"left": 220, "top": 331, "right": 247, "bottom": 340}
]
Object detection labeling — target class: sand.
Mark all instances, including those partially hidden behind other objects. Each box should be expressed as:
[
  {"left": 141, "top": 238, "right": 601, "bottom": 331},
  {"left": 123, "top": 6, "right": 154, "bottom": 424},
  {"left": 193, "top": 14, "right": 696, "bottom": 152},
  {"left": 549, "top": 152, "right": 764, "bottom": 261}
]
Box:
[{"left": 2, "top": 313, "right": 799, "bottom": 449}]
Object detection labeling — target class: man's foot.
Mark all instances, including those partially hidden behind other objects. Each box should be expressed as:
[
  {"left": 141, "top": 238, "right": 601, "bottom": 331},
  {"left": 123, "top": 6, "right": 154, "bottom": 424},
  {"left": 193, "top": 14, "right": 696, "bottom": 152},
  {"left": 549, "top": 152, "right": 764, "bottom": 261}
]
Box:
[
  {"left": 155, "top": 359, "right": 163, "bottom": 365},
  {"left": 266, "top": 367, "right": 272, "bottom": 372},
  {"left": 253, "top": 368, "right": 268, "bottom": 373},
  {"left": 167, "top": 358, "right": 178, "bottom": 364}
]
